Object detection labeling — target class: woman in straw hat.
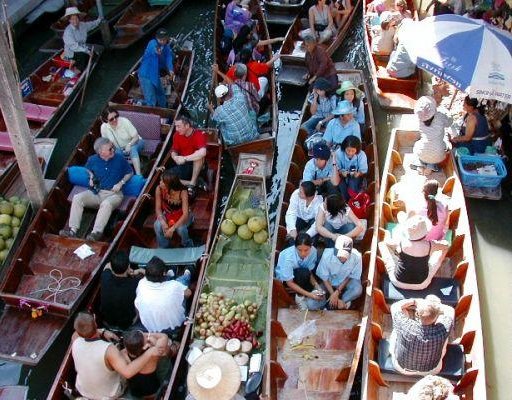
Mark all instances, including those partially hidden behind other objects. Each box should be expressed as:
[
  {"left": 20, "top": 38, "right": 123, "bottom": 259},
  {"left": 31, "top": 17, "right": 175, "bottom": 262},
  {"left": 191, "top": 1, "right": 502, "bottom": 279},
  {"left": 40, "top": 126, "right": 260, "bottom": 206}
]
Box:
[
  {"left": 62, "top": 6, "right": 102, "bottom": 74},
  {"left": 336, "top": 80, "right": 365, "bottom": 130}
]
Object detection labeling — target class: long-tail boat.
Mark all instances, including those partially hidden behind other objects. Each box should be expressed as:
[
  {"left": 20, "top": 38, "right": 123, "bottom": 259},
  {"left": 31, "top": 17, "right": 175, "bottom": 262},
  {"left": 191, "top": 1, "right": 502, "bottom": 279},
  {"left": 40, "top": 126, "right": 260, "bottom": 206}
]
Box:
[
  {"left": 0, "top": 48, "right": 194, "bottom": 366},
  {"left": 277, "top": 0, "right": 361, "bottom": 86},
  {"left": 110, "top": 0, "right": 185, "bottom": 49},
  {"left": 361, "top": 126, "right": 486, "bottom": 399},
  {"left": 263, "top": 0, "right": 307, "bottom": 27},
  {"left": 263, "top": 68, "right": 380, "bottom": 399},
  {"left": 211, "top": 0, "right": 278, "bottom": 177},
  {"left": 363, "top": 0, "right": 420, "bottom": 112},
  {"left": 46, "top": 128, "right": 221, "bottom": 399}
]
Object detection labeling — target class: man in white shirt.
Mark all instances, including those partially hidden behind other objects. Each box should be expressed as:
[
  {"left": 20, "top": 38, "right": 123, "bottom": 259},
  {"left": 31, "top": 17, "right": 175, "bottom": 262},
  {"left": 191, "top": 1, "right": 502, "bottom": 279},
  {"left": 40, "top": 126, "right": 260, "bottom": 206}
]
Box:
[{"left": 285, "top": 181, "right": 324, "bottom": 241}]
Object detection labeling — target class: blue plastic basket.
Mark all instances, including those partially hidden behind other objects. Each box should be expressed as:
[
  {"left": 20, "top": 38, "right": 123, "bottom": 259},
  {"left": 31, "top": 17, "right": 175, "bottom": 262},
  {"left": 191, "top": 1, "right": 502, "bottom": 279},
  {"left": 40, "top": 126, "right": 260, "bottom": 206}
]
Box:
[{"left": 457, "top": 154, "right": 507, "bottom": 188}]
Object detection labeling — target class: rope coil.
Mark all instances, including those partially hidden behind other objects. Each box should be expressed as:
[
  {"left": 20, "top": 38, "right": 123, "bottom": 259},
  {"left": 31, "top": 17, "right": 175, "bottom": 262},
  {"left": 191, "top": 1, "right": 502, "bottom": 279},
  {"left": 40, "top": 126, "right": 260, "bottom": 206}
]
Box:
[{"left": 29, "top": 269, "right": 82, "bottom": 303}]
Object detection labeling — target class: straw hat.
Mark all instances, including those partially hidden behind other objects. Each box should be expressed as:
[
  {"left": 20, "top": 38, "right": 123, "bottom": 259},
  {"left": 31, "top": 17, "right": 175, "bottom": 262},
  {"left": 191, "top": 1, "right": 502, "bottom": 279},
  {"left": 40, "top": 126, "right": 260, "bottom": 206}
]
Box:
[
  {"left": 414, "top": 96, "right": 437, "bottom": 122},
  {"left": 400, "top": 214, "right": 430, "bottom": 241},
  {"left": 332, "top": 100, "right": 356, "bottom": 116},
  {"left": 336, "top": 80, "right": 363, "bottom": 98},
  {"left": 214, "top": 84, "right": 229, "bottom": 98},
  {"left": 61, "top": 7, "right": 85, "bottom": 20},
  {"left": 187, "top": 351, "right": 241, "bottom": 400}
]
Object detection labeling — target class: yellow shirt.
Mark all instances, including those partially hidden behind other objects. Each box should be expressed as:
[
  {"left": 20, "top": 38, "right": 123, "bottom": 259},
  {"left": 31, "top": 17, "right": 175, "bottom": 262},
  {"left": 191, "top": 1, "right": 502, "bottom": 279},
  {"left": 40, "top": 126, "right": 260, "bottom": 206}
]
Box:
[{"left": 100, "top": 116, "right": 140, "bottom": 148}]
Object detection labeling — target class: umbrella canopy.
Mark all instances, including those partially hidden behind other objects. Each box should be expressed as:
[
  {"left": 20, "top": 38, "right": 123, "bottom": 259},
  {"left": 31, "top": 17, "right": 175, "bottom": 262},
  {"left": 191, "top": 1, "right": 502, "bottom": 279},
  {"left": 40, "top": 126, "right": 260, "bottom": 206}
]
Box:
[{"left": 401, "top": 15, "right": 512, "bottom": 104}]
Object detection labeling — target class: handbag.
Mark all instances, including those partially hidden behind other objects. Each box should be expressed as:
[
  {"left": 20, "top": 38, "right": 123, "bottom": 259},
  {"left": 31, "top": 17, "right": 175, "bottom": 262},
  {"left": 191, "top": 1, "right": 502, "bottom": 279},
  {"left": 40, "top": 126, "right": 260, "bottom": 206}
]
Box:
[
  {"left": 314, "top": 23, "right": 328, "bottom": 32},
  {"left": 348, "top": 191, "right": 370, "bottom": 219}
]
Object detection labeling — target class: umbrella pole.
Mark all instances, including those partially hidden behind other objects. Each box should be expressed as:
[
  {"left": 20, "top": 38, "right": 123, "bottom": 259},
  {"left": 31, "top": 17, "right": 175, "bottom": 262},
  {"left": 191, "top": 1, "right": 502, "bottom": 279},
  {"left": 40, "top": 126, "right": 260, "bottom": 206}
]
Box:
[{"left": 448, "top": 89, "right": 459, "bottom": 110}]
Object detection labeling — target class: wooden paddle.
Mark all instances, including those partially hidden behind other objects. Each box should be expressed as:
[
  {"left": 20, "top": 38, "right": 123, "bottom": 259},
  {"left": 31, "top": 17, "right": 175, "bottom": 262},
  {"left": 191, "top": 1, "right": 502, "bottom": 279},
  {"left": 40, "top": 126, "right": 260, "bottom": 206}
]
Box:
[{"left": 79, "top": 49, "right": 95, "bottom": 109}]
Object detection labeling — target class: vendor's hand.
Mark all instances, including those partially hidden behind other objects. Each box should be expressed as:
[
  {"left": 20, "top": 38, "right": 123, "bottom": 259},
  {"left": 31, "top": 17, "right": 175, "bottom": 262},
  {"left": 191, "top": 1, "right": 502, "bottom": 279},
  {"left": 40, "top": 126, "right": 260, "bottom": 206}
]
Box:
[
  {"left": 308, "top": 76, "right": 316, "bottom": 85},
  {"left": 112, "top": 182, "right": 123, "bottom": 193},
  {"left": 160, "top": 220, "right": 169, "bottom": 231},
  {"left": 328, "top": 291, "right": 339, "bottom": 308},
  {"left": 124, "top": 143, "right": 131, "bottom": 153},
  {"left": 103, "top": 330, "right": 120, "bottom": 342},
  {"left": 302, "top": 73, "right": 310, "bottom": 81}
]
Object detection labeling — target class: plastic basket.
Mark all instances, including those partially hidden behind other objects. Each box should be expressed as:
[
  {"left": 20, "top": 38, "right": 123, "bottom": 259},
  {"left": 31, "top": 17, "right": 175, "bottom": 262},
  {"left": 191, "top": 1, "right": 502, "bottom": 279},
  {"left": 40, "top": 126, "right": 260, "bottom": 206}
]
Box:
[{"left": 457, "top": 154, "right": 507, "bottom": 188}]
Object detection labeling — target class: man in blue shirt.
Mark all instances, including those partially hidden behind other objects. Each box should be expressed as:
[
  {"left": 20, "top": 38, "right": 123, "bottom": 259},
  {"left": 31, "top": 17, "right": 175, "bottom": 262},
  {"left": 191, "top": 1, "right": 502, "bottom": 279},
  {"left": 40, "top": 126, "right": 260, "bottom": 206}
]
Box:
[
  {"left": 303, "top": 142, "right": 335, "bottom": 195},
  {"left": 138, "top": 29, "right": 174, "bottom": 108},
  {"left": 323, "top": 100, "right": 361, "bottom": 147},
  {"left": 60, "top": 137, "right": 133, "bottom": 241},
  {"left": 386, "top": 41, "right": 416, "bottom": 79},
  {"left": 316, "top": 235, "right": 362, "bottom": 309}
]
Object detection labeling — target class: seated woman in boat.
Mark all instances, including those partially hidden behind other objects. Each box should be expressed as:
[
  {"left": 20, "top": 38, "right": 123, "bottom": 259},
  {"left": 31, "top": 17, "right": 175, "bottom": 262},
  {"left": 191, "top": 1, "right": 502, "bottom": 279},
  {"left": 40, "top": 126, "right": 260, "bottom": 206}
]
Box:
[
  {"left": 379, "top": 215, "right": 449, "bottom": 290},
  {"left": 451, "top": 96, "right": 492, "bottom": 155},
  {"left": 275, "top": 233, "right": 326, "bottom": 310},
  {"left": 316, "top": 235, "right": 362, "bottom": 310},
  {"left": 122, "top": 330, "right": 177, "bottom": 399},
  {"left": 285, "top": 181, "right": 324, "bottom": 241},
  {"left": 390, "top": 296, "right": 454, "bottom": 375},
  {"left": 224, "top": 0, "right": 252, "bottom": 35},
  {"left": 406, "top": 375, "right": 457, "bottom": 400},
  {"left": 302, "top": 35, "right": 339, "bottom": 89},
  {"left": 336, "top": 80, "right": 365, "bottom": 131},
  {"left": 385, "top": 40, "right": 415, "bottom": 78},
  {"left": 316, "top": 193, "right": 364, "bottom": 247},
  {"left": 323, "top": 100, "right": 361, "bottom": 147},
  {"left": 366, "top": 0, "right": 393, "bottom": 16},
  {"left": 411, "top": 96, "right": 451, "bottom": 175},
  {"left": 301, "top": 78, "right": 337, "bottom": 137},
  {"left": 332, "top": 135, "right": 368, "bottom": 201},
  {"left": 390, "top": 0, "right": 413, "bottom": 22},
  {"left": 330, "top": 0, "right": 353, "bottom": 29},
  {"left": 303, "top": 143, "right": 336, "bottom": 195},
  {"left": 370, "top": 14, "right": 397, "bottom": 56},
  {"left": 300, "top": 0, "right": 337, "bottom": 44},
  {"left": 100, "top": 107, "right": 144, "bottom": 175},
  {"left": 154, "top": 169, "right": 194, "bottom": 248}
]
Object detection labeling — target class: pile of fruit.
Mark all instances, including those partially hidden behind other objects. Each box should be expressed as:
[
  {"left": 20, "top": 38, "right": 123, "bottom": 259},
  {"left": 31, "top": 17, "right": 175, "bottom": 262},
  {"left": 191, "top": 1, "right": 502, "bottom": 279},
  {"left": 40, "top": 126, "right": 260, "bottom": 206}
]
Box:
[
  {"left": 220, "top": 207, "right": 268, "bottom": 244},
  {"left": 0, "top": 196, "right": 28, "bottom": 262},
  {"left": 194, "top": 292, "right": 262, "bottom": 348}
]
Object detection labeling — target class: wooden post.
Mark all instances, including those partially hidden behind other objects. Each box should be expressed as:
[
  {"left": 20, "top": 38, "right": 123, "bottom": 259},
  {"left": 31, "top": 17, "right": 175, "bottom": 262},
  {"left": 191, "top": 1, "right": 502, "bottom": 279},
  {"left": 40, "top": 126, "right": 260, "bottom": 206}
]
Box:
[
  {"left": 0, "top": 26, "right": 46, "bottom": 209},
  {"left": 96, "top": 0, "right": 111, "bottom": 47}
]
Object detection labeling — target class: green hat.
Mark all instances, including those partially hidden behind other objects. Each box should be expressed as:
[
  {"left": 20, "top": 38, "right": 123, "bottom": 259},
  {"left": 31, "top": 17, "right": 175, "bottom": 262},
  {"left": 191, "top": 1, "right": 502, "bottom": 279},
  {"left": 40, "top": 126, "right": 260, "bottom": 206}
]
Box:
[{"left": 336, "top": 80, "right": 363, "bottom": 98}]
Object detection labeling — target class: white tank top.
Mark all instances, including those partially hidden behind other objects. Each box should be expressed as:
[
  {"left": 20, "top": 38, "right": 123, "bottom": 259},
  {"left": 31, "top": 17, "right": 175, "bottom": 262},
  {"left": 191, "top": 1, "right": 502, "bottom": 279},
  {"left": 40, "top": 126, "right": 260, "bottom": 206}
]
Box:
[{"left": 72, "top": 338, "right": 125, "bottom": 399}]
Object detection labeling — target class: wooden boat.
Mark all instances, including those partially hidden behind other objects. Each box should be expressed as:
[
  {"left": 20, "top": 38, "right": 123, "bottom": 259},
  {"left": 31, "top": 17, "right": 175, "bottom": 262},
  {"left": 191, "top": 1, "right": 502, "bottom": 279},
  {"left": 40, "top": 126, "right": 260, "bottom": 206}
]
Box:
[
  {"left": 361, "top": 126, "right": 486, "bottom": 399},
  {"left": 362, "top": 0, "right": 420, "bottom": 112},
  {"left": 0, "top": 386, "right": 28, "bottom": 400},
  {"left": 110, "top": 0, "right": 185, "bottom": 49},
  {"left": 277, "top": 0, "right": 361, "bottom": 86},
  {"left": 263, "top": 69, "right": 380, "bottom": 399},
  {"left": 211, "top": 0, "right": 278, "bottom": 177},
  {"left": 263, "top": 0, "right": 307, "bottom": 27},
  {"left": 0, "top": 48, "right": 102, "bottom": 143},
  {"left": 0, "top": 48, "right": 194, "bottom": 366},
  {"left": 46, "top": 129, "right": 221, "bottom": 399}
]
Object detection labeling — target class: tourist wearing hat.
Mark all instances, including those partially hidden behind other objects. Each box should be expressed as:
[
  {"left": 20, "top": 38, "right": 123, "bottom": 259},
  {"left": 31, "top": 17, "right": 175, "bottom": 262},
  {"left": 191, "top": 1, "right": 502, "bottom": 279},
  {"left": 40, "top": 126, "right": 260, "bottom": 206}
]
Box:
[
  {"left": 378, "top": 214, "right": 449, "bottom": 290},
  {"left": 336, "top": 80, "right": 366, "bottom": 129},
  {"left": 210, "top": 84, "right": 259, "bottom": 146},
  {"left": 62, "top": 6, "right": 101, "bottom": 73},
  {"left": 411, "top": 96, "right": 451, "bottom": 175},
  {"left": 301, "top": 78, "right": 337, "bottom": 136},
  {"left": 303, "top": 142, "right": 336, "bottom": 195},
  {"left": 316, "top": 235, "right": 363, "bottom": 309},
  {"left": 331, "top": 135, "right": 368, "bottom": 200},
  {"left": 302, "top": 35, "right": 338, "bottom": 88},
  {"left": 138, "top": 29, "right": 175, "bottom": 108},
  {"left": 285, "top": 181, "right": 324, "bottom": 241},
  {"left": 323, "top": 100, "right": 361, "bottom": 147}
]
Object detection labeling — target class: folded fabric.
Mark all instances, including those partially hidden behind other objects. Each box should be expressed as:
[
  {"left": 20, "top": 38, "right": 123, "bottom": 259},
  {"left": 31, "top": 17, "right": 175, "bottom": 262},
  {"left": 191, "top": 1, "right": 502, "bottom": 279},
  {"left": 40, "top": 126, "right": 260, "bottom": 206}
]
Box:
[{"left": 122, "top": 174, "right": 146, "bottom": 196}]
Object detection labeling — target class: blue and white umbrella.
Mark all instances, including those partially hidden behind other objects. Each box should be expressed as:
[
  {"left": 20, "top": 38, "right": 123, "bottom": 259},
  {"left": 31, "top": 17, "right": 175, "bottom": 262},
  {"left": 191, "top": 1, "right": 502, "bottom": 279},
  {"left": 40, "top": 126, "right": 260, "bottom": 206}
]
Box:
[{"left": 401, "top": 15, "right": 512, "bottom": 104}]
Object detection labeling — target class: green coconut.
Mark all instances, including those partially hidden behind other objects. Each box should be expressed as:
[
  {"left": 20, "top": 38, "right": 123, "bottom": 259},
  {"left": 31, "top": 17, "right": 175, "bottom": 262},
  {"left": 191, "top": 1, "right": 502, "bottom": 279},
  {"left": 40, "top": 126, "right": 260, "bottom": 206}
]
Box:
[
  {"left": 0, "top": 249, "right": 8, "bottom": 263},
  {"left": 221, "top": 219, "right": 237, "bottom": 236},
  {"left": 0, "top": 214, "right": 12, "bottom": 226},
  {"left": 253, "top": 229, "right": 268, "bottom": 244},
  {"left": 232, "top": 210, "right": 248, "bottom": 226},
  {"left": 0, "top": 225, "right": 12, "bottom": 239},
  {"left": 0, "top": 202, "right": 13, "bottom": 216},
  {"left": 247, "top": 216, "right": 266, "bottom": 233},
  {"left": 237, "top": 224, "right": 253, "bottom": 240},
  {"left": 225, "top": 208, "right": 237, "bottom": 220},
  {"left": 10, "top": 216, "right": 20, "bottom": 227},
  {"left": 13, "top": 203, "right": 27, "bottom": 219}
]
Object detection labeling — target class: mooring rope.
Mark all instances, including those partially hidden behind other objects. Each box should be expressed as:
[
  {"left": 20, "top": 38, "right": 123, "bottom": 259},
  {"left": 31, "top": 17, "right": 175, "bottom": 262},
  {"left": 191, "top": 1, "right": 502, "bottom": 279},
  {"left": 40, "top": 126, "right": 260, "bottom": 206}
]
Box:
[{"left": 29, "top": 269, "right": 82, "bottom": 303}]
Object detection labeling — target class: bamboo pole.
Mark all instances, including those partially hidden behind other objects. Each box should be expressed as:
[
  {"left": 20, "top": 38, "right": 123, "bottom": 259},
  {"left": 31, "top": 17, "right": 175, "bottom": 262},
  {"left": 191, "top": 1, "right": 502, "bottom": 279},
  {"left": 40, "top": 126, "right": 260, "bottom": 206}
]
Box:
[{"left": 0, "top": 26, "right": 46, "bottom": 209}]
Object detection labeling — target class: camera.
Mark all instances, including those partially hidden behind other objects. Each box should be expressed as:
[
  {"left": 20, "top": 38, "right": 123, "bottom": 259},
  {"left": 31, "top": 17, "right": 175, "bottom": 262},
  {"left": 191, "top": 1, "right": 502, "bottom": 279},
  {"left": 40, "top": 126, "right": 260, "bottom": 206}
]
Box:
[{"left": 349, "top": 165, "right": 357, "bottom": 176}]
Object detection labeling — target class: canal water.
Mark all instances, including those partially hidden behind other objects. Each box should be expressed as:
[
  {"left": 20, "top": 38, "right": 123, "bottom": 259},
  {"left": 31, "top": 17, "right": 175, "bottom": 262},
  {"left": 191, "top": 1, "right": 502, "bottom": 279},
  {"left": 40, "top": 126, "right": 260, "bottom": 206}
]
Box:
[{"left": 2, "top": 0, "right": 510, "bottom": 398}]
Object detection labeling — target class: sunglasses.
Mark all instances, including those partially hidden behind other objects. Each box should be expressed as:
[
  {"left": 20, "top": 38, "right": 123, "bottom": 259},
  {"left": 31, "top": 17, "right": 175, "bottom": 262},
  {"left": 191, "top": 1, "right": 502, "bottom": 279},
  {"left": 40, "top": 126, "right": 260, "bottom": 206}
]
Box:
[{"left": 108, "top": 115, "right": 119, "bottom": 122}]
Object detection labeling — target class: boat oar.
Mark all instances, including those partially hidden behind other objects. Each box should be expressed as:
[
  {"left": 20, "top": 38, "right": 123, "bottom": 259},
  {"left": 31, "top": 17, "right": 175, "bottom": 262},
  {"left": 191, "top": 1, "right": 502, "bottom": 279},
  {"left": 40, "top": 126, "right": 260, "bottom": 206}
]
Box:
[{"left": 79, "top": 49, "right": 95, "bottom": 109}]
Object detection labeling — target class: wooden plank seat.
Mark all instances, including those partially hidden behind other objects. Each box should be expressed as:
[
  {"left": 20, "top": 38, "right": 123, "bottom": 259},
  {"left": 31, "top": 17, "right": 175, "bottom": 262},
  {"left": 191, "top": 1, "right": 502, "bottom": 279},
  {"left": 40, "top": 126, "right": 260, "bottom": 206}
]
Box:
[
  {"left": 67, "top": 186, "right": 136, "bottom": 214},
  {"left": 381, "top": 277, "right": 461, "bottom": 307},
  {"left": 118, "top": 110, "right": 162, "bottom": 157},
  {"left": 129, "top": 245, "right": 206, "bottom": 267},
  {"left": 377, "top": 339, "right": 465, "bottom": 381},
  {"left": 23, "top": 102, "right": 57, "bottom": 123},
  {"left": 0, "top": 132, "right": 14, "bottom": 152}
]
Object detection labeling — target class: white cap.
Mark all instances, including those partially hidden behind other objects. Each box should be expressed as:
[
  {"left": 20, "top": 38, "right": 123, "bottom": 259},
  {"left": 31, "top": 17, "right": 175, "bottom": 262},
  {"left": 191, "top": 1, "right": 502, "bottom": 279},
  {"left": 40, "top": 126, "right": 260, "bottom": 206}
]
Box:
[{"left": 214, "top": 84, "right": 229, "bottom": 98}]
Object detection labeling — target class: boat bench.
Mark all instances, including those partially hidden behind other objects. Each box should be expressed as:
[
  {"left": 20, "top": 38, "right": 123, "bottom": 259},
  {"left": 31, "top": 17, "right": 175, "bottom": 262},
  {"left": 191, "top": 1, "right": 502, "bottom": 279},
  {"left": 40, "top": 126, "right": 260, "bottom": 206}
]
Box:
[
  {"left": 118, "top": 110, "right": 162, "bottom": 157},
  {"left": 378, "top": 339, "right": 465, "bottom": 381},
  {"left": 382, "top": 277, "right": 461, "bottom": 307},
  {"left": 0, "top": 132, "right": 14, "bottom": 152},
  {"left": 67, "top": 186, "right": 136, "bottom": 214},
  {"left": 129, "top": 245, "right": 205, "bottom": 267},
  {"left": 23, "top": 102, "right": 57, "bottom": 123}
]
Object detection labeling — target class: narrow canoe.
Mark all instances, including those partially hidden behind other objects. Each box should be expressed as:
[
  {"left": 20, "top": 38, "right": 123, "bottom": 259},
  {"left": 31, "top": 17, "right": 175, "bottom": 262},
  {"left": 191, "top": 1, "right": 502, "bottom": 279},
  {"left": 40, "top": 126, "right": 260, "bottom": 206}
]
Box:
[
  {"left": 263, "top": 0, "right": 307, "bottom": 27},
  {"left": 361, "top": 127, "right": 486, "bottom": 399},
  {"left": 263, "top": 68, "right": 380, "bottom": 399},
  {"left": 277, "top": 0, "right": 362, "bottom": 86},
  {"left": 363, "top": 0, "right": 420, "bottom": 113},
  {"left": 110, "top": 0, "right": 185, "bottom": 50},
  {"left": 46, "top": 129, "right": 222, "bottom": 399},
  {"left": 0, "top": 49, "right": 193, "bottom": 366},
  {"left": 211, "top": 0, "right": 278, "bottom": 177}
]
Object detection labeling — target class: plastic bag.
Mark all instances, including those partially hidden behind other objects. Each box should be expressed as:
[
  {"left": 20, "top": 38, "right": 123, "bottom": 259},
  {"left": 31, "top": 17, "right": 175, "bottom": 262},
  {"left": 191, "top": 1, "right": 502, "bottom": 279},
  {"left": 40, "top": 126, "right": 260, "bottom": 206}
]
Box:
[{"left": 287, "top": 320, "right": 317, "bottom": 346}]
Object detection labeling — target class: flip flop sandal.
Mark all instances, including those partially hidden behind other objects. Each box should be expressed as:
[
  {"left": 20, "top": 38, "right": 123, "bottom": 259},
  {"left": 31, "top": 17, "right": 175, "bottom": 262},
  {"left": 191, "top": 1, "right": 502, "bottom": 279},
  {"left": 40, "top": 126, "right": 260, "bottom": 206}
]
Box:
[{"left": 187, "top": 185, "right": 197, "bottom": 198}]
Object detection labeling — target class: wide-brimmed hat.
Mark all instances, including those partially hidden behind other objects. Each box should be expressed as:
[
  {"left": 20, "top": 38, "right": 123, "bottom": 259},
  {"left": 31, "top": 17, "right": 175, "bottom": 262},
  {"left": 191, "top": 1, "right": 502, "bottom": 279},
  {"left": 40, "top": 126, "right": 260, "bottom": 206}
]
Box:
[
  {"left": 214, "top": 84, "right": 229, "bottom": 98},
  {"left": 414, "top": 96, "right": 437, "bottom": 122},
  {"left": 335, "top": 235, "right": 353, "bottom": 259},
  {"left": 402, "top": 214, "right": 429, "bottom": 241},
  {"left": 313, "top": 77, "right": 332, "bottom": 91},
  {"left": 61, "top": 7, "right": 85, "bottom": 20},
  {"left": 312, "top": 142, "right": 330, "bottom": 160},
  {"left": 332, "top": 100, "right": 356, "bottom": 116},
  {"left": 336, "top": 80, "right": 363, "bottom": 98},
  {"left": 187, "top": 351, "right": 241, "bottom": 400}
]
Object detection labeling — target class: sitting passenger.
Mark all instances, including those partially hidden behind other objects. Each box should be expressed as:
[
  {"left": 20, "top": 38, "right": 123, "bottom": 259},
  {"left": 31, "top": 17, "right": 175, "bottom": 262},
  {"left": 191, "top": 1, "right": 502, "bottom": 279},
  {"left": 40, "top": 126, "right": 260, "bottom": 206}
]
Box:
[
  {"left": 275, "top": 233, "right": 326, "bottom": 310},
  {"left": 303, "top": 143, "right": 335, "bottom": 196},
  {"left": 154, "top": 170, "right": 193, "bottom": 248},
  {"left": 370, "top": 14, "right": 396, "bottom": 56},
  {"left": 367, "top": 0, "right": 393, "bottom": 15},
  {"left": 224, "top": 0, "right": 252, "bottom": 34},
  {"left": 134, "top": 257, "right": 192, "bottom": 336},
  {"left": 303, "top": 35, "right": 339, "bottom": 89},
  {"left": 316, "top": 235, "right": 363, "bottom": 309},
  {"left": 379, "top": 215, "right": 449, "bottom": 289},
  {"left": 411, "top": 96, "right": 451, "bottom": 175},
  {"left": 285, "top": 181, "right": 324, "bottom": 241},
  {"left": 336, "top": 80, "right": 366, "bottom": 129},
  {"left": 210, "top": 83, "right": 259, "bottom": 146},
  {"left": 59, "top": 137, "right": 133, "bottom": 241},
  {"left": 301, "top": 78, "right": 337, "bottom": 137},
  {"left": 451, "top": 96, "right": 491, "bottom": 155},
  {"left": 386, "top": 41, "right": 415, "bottom": 78},
  {"left": 406, "top": 375, "right": 457, "bottom": 400},
  {"left": 300, "top": 0, "right": 336, "bottom": 44},
  {"left": 390, "top": 0, "right": 412, "bottom": 22},
  {"left": 390, "top": 296, "right": 454, "bottom": 375},
  {"left": 100, "top": 107, "right": 144, "bottom": 175},
  {"left": 330, "top": 0, "right": 353, "bottom": 29},
  {"left": 316, "top": 193, "right": 364, "bottom": 247},
  {"left": 324, "top": 100, "right": 361, "bottom": 147},
  {"left": 332, "top": 135, "right": 368, "bottom": 201}
]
